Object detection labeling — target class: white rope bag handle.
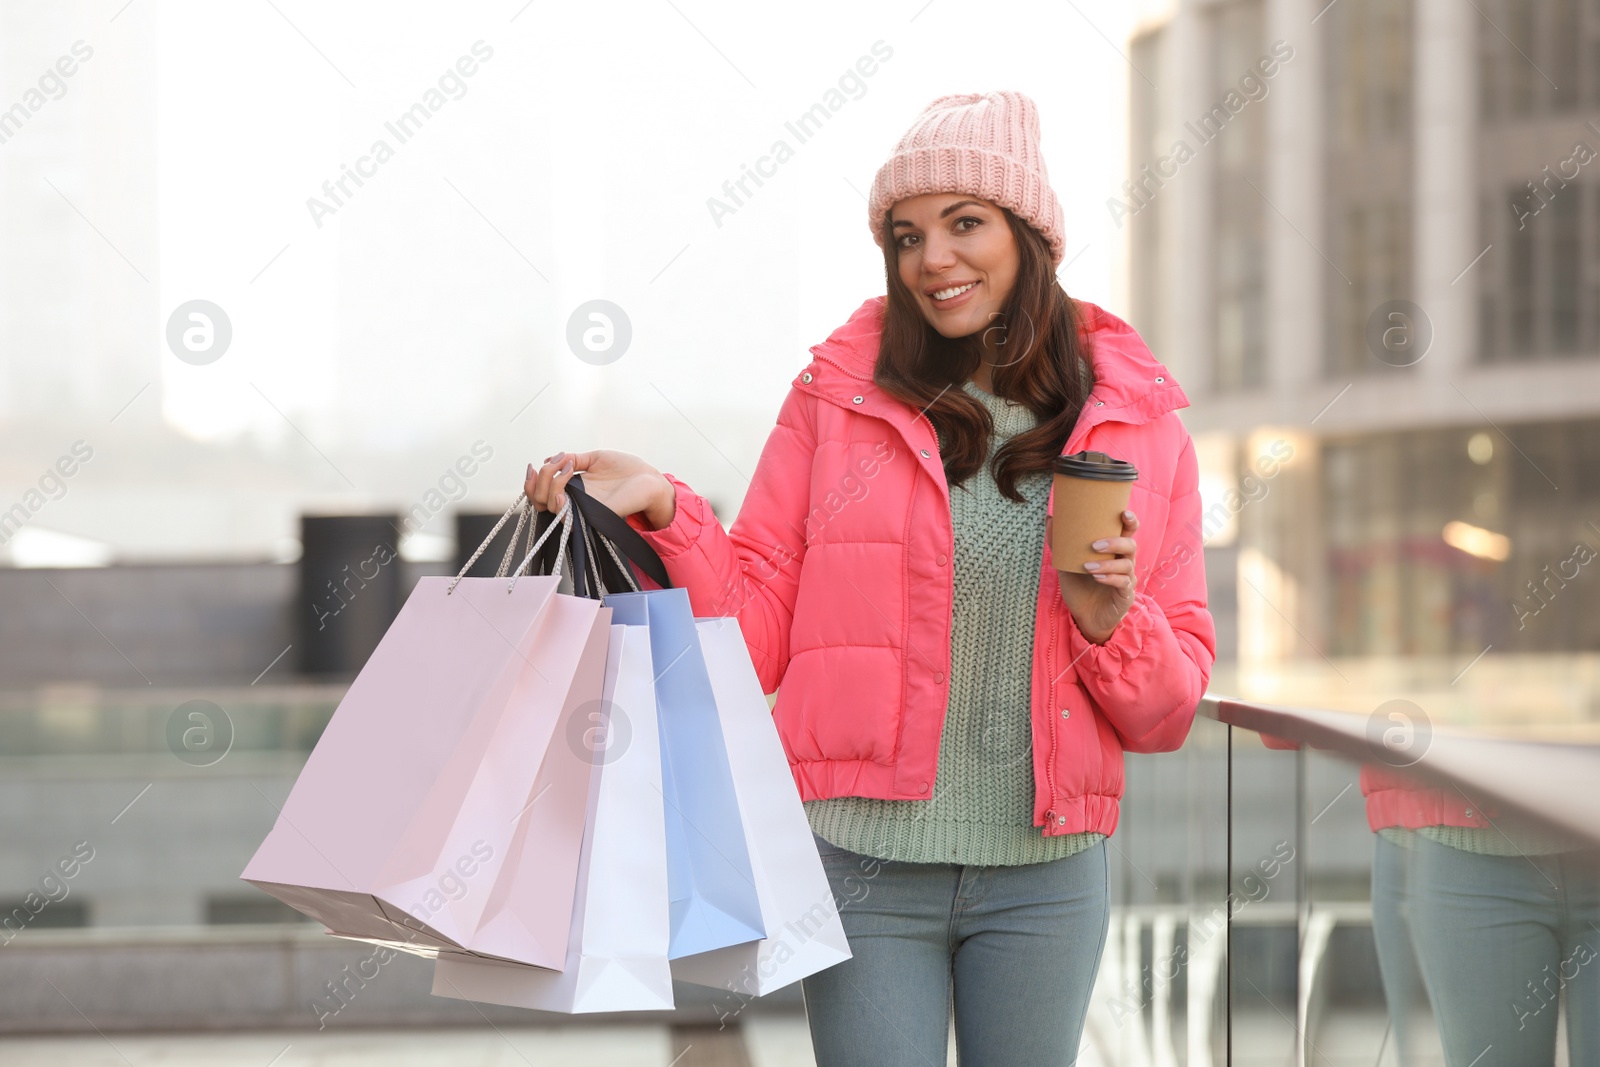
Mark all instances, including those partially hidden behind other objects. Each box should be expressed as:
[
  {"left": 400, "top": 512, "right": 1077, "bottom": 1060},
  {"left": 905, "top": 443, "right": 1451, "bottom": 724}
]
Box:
[
  {"left": 507, "top": 500, "right": 574, "bottom": 592},
  {"left": 447, "top": 494, "right": 574, "bottom": 594}
]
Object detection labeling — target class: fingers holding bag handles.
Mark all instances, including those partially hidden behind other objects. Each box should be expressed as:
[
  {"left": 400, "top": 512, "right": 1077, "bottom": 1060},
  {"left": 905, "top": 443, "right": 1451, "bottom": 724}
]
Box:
[
  {"left": 558, "top": 475, "right": 671, "bottom": 592},
  {"left": 451, "top": 454, "right": 674, "bottom": 598},
  {"left": 476, "top": 475, "right": 671, "bottom": 599},
  {"left": 525, "top": 450, "right": 678, "bottom": 531}
]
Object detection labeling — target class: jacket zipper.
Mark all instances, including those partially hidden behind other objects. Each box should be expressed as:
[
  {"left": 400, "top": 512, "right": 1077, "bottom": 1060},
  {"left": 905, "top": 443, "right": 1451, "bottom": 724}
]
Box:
[
  {"left": 1043, "top": 601, "right": 1061, "bottom": 833},
  {"left": 1040, "top": 412, "right": 1108, "bottom": 835},
  {"left": 808, "top": 350, "right": 863, "bottom": 382}
]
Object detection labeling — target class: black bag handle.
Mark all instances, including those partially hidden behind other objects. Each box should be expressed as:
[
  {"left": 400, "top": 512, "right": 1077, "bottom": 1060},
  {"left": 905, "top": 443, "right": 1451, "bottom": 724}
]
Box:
[
  {"left": 567, "top": 484, "right": 637, "bottom": 597},
  {"left": 525, "top": 493, "right": 599, "bottom": 598},
  {"left": 567, "top": 474, "right": 672, "bottom": 590},
  {"left": 529, "top": 474, "right": 672, "bottom": 594}
]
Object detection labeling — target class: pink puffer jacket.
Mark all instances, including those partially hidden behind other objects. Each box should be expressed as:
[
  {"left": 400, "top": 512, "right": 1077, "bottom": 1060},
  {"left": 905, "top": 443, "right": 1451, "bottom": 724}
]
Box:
[{"left": 625, "top": 295, "right": 1216, "bottom": 838}]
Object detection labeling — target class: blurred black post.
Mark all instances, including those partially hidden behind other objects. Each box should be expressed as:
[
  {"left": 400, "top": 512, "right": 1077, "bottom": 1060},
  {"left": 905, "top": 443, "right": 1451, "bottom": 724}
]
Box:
[
  {"left": 296, "top": 514, "right": 403, "bottom": 676},
  {"left": 454, "top": 511, "right": 525, "bottom": 579}
]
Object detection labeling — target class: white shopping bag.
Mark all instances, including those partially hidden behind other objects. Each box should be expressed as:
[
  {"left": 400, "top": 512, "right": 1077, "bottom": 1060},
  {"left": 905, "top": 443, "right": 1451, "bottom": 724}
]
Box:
[
  {"left": 669, "top": 617, "right": 852, "bottom": 997},
  {"left": 431, "top": 622, "right": 675, "bottom": 1012}
]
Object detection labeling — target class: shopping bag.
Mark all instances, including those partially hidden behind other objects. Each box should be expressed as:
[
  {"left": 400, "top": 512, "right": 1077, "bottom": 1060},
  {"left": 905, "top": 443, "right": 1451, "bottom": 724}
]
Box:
[
  {"left": 601, "top": 587, "right": 767, "bottom": 958},
  {"left": 536, "top": 476, "right": 765, "bottom": 958},
  {"left": 241, "top": 498, "right": 609, "bottom": 970},
  {"left": 670, "top": 616, "right": 852, "bottom": 996},
  {"left": 431, "top": 620, "right": 675, "bottom": 1012},
  {"left": 567, "top": 480, "right": 845, "bottom": 990}
]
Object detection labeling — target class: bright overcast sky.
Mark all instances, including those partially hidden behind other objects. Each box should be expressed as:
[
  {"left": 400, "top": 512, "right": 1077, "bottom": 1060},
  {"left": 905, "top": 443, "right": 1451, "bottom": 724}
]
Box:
[{"left": 7, "top": 0, "right": 1144, "bottom": 558}]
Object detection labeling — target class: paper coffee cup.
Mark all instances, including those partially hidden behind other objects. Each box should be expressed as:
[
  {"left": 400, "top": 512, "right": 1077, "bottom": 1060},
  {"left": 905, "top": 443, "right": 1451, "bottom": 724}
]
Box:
[{"left": 1050, "top": 451, "right": 1138, "bottom": 573}]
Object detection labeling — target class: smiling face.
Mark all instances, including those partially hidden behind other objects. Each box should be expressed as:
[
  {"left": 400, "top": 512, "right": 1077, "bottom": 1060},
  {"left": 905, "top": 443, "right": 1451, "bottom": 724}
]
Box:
[{"left": 889, "top": 193, "right": 1020, "bottom": 340}]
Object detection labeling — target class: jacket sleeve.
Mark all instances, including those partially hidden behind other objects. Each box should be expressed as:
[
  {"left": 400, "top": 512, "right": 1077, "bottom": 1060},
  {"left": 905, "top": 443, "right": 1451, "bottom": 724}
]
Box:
[
  {"left": 623, "top": 384, "right": 816, "bottom": 694},
  {"left": 1063, "top": 426, "right": 1217, "bottom": 753}
]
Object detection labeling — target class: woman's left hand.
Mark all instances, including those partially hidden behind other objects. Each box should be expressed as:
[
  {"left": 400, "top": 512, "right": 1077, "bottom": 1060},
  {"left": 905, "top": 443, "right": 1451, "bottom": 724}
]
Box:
[{"left": 1047, "top": 509, "right": 1139, "bottom": 644}]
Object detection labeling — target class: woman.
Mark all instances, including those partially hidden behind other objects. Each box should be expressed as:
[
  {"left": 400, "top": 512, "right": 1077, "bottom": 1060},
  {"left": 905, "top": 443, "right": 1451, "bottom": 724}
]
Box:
[{"left": 526, "top": 90, "right": 1215, "bottom": 1065}]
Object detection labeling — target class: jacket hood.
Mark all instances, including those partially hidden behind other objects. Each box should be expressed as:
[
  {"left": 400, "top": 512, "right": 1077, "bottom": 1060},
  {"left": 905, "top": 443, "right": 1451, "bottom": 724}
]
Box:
[{"left": 805, "top": 294, "right": 1189, "bottom": 427}]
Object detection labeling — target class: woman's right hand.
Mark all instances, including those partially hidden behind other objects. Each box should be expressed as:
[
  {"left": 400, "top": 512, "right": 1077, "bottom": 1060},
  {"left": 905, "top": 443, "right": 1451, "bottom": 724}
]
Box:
[{"left": 524, "top": 449, "right": 676, "bottom": 530}]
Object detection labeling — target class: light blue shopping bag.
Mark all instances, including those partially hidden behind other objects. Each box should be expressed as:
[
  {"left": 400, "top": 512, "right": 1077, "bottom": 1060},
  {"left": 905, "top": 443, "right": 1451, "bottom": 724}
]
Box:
[{"left": 602, "top": 587, "right": 767, "bottom": 959}]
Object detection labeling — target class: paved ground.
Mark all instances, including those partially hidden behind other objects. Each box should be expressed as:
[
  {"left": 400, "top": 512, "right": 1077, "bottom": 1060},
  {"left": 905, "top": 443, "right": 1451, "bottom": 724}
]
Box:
[
  {"left": 0, "top": 1017, "right": 834, "bottom": 1066},
  {"left": 0, "top": 1010, "right": 1446, "bottom": 1065}
]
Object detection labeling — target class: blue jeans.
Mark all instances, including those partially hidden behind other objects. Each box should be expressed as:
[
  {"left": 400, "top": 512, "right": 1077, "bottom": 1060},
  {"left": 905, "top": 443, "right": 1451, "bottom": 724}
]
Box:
[
  {"left": 800, "top": 831, "right": 1110, "bottom": 1066},
  {"left": 1372, "top": 832, "right": 1432, "bottom": 1064},
  {"left": 1406, "top": 832, "right": 1600, "bottom": 1066}
]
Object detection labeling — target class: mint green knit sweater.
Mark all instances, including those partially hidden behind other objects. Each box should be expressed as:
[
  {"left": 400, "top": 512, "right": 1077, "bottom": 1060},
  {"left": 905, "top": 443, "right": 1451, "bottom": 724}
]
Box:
[{"left": 804, "top": 378, "right": 1105, "bottom": 866}]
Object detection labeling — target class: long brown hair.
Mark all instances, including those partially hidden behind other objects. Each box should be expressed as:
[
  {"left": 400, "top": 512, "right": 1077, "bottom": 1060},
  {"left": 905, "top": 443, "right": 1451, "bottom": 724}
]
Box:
[{"left": 874, "top": 206, "right": 1097, "bottom": 502}]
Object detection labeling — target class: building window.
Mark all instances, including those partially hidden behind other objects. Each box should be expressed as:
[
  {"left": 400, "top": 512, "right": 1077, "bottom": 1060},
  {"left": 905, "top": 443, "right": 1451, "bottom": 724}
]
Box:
[
  {"left": 1128, "top": 27, "right": 1168, "bottom": 362},
  {"left": 1329, "top": 0, "right": 1413, "bottom": 144},
  {"left": 1478, "top": 0, "right": 1600, "bottom": 120},
  {"left": 1211, "top": 0, "right": 1268, "bottom": 391},
  {"left": 1322, "top": 0, "right": 1415, "bottom": 379},
  {"left": 1480, "top": 182, "right": 1600, "bottom": 362},
  {"left": 1328, "top": 198, "right": 1413, "bottom": 377},
  {"left": 1324, "top": 418, "right": 1600, "bottom": 657}
]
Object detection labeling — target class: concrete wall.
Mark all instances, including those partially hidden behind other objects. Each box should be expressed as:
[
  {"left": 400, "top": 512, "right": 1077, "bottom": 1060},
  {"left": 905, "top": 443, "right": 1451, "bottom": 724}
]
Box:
[
  {"left": 0, "top": 561, "right": 445, "bottom": 689},
  {"left": 0, "top": 925, "right": 801, "bottom": 1034}
]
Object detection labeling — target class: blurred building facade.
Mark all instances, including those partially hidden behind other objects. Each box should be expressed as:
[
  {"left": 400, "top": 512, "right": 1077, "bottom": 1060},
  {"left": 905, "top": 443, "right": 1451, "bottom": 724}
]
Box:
[{"left": 1129, "top": 0, "right": 1600, "bottom": 728}]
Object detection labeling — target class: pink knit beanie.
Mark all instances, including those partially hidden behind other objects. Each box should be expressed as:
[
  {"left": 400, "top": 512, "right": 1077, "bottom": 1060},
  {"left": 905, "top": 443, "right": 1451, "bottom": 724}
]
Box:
[{"left": 867, "top": 90, "right": 1066, "bottom": 267}]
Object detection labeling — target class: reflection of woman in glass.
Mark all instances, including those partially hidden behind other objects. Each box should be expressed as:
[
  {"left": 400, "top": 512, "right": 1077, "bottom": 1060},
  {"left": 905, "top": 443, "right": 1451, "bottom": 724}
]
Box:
[
  {"left": 1259, "top": 738, "right": 1438, "bottom": 1059},
  {"left": 1364, "top": 764, "right": 1600, "bottom": 1065},
  {"left": 525, "top": 91, "right": 1217, "bottom": 1064},
  {"left": 1362, "top": 765, "right": 1440, "bottom": 1065},
  {"left": 1403, "top": 797, "right": 1600, "bottom": 1063}
]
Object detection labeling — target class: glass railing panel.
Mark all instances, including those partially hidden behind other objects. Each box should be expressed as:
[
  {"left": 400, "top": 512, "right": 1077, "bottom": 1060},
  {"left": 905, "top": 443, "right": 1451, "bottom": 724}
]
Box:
[{"left": 1211, "top": 694, "right": 1600, "bottom": 1066}]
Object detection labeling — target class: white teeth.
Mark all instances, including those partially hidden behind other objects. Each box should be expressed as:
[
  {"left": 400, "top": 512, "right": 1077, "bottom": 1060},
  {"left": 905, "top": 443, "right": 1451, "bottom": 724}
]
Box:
[{"left": 932, "top": 282, "right": 976, "bottom": 301}]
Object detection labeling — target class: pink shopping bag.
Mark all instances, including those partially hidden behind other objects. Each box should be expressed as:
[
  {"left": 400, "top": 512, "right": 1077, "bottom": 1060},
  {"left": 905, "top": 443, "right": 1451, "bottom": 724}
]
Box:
[
  {"left": 242, "top": 497, "right": 609, "bottom": 970},
  {"left": 432, "top": 621, "right": 675, "bottom": 1012}
]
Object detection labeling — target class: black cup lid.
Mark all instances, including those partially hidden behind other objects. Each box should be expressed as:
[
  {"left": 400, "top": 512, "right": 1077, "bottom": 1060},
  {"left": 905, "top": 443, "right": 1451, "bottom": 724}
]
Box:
[{"left": 1052, "top": 450, "right": 1139, "bottom": 481}]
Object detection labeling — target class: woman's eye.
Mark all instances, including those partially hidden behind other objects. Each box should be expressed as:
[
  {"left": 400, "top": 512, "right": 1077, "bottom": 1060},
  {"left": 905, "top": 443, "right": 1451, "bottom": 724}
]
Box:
[
  {"left": 954, "top": 216, "right": 982, "bottom": 232},
  {"left": 896, "top": 233, "right": 920, "bottom": 249}
]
